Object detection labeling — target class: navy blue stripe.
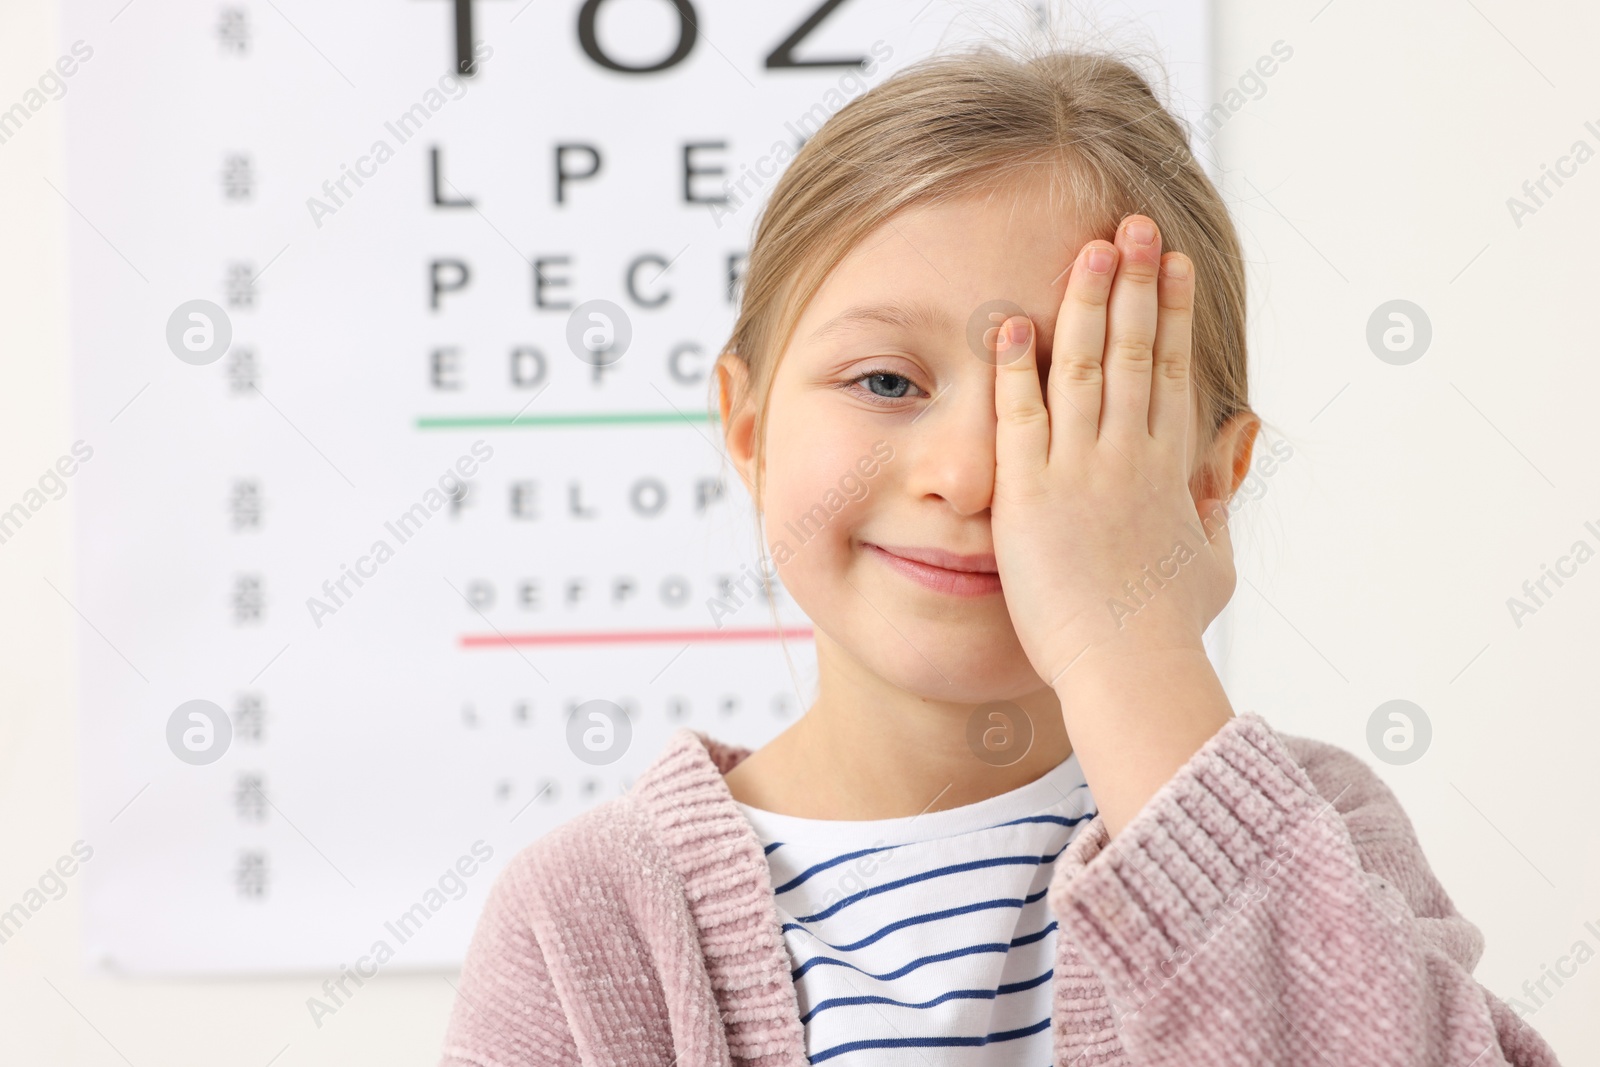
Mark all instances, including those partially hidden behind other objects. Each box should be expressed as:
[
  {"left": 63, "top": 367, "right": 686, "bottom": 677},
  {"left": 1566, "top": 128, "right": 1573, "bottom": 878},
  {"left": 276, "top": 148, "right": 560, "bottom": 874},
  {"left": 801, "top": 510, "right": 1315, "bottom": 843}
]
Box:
[
  {"left": 1008, "top": 919, "right": 1057, "bottom": 948},
  {"left": 791, "top": 921, "right": 1057, "bottom": 983},
  {"left": 779, "top": 887, "right": 1050, "bottom": 953},
  {"left": 769, "top": 801, "right": 1095, "bottom": 894},
  {"left": 773, "top": 843, "right": 902, "bottom": 894},
  {"left": 809, "top": 1016, "right": 1051, "bottom": 1063},
  {"left": 795, "top": 841, "right": 1072, "bottom": 923},
  {"left": 996, "top": 967, "right": 1054, "bottom": 995},
  {"left": 763, "top": 840, "right": 783, "bottom": 855},
  {"left": 793, "top": 940, "right": 1006, "bottom": 983},
  {"left": 988, "top": 807, "right": 1096, "bottom": 831},
  {"left": 798, "top": 967, "right": 1053, "bottom": 1025}
]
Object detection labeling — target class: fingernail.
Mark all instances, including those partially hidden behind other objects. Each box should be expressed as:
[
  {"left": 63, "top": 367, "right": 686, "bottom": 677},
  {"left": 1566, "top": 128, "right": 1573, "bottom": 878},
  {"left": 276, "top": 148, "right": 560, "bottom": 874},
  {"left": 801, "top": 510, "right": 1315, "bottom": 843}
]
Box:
[
  {"left": 1086, "top": 246, "right": 1114, "bottom": 273},
  {"left": 1125, "top": 217, "right": 1155, "bottom": 246},
  {"left": 1162, "top": 256, "right": 1189, "bottom": 279},
  {"left": 1006, "top": 318, "right": 1031, "bottom": 345}
]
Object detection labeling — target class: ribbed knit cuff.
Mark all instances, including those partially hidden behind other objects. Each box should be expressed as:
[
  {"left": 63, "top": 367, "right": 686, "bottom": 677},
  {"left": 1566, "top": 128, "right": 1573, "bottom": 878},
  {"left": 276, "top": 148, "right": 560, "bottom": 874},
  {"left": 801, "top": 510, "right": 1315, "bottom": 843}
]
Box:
[{"left": 1047, "top": 712, "right": 1339, "bottom": 1014}]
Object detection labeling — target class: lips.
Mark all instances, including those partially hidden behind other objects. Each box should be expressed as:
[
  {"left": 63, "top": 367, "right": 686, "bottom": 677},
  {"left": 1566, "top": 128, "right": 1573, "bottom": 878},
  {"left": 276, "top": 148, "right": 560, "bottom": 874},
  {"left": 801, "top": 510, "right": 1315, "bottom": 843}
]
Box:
[
  {"left": 863, "top": 542, "right": 1003, "bottom": 597},
  {"left": 865, "top": 543, "right": 997, "bottom": 573}
]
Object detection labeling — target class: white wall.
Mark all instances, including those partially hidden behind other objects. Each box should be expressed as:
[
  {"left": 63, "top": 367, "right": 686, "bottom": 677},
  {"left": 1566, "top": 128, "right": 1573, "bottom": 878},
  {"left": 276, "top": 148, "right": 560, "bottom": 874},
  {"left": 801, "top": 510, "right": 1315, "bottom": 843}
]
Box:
[{"left": 3, "top": 0, "right": 1596, "bottom": 1063}]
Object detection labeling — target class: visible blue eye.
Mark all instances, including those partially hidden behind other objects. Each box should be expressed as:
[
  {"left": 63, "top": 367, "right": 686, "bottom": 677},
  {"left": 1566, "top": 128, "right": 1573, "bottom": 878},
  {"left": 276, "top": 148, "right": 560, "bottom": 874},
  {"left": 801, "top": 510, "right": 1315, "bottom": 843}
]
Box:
[{"left": 843, "top": 369, "right": 923, "bottom": 406}]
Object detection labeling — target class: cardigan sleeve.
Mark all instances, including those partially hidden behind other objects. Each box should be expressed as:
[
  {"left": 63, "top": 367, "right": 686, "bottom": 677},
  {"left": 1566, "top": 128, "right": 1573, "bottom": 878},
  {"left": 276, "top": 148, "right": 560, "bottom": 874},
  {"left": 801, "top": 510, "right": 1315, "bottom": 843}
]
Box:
[
  {"left": 437, "top": 852, "right": 582, "bottom": 1067},
  {"left": 1049, "top": 713, "right": 1564, "bottom": 1066}
]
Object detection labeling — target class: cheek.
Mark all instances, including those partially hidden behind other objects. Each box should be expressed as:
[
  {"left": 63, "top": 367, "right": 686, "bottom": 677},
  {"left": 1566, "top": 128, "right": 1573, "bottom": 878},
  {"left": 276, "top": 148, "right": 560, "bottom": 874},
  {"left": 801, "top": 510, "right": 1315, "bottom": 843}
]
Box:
[
  {"left": 759, "top": 402, "right": 882, "bottom": 579},
  {"left": 764, "top": 399, "right": 881, "bottom": 515}
]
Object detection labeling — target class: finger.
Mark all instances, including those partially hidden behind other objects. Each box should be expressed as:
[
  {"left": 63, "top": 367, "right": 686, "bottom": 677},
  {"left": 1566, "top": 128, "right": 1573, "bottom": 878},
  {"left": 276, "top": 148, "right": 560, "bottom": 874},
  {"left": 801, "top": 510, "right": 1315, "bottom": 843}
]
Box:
[
  {"left": 1149, "top": 252, "right": 1195, "bottom": 458},
  {"left": 993, "top": 314, "right": 1047, "bottom": 479},
  {"left": 1101, "top": 214, "right": 1163, "bottom": 449},
  {"left": 1045, "top": 239, "right": 1118, "bottom": 459}
]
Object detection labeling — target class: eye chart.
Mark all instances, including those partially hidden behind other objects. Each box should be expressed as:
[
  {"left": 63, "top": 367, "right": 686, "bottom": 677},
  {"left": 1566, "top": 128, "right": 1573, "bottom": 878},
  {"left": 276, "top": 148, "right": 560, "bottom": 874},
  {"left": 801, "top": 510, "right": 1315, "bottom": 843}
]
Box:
[{"left": 62, "top": 1, "right": 1213, "bottom": 974}]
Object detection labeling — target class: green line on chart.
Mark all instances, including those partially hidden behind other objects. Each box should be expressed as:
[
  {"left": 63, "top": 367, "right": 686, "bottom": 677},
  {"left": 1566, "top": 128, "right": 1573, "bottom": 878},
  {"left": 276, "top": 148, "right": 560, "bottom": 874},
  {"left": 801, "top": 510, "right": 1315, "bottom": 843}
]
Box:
[{"left": 416, "top": 411, "right": 719, "bottom": 429}]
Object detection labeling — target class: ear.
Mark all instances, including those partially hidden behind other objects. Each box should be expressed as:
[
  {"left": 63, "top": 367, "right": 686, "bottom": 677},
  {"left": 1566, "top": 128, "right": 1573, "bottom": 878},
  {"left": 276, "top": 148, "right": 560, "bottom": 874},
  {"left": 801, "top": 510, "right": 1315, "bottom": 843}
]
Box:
[
  {"left": 715, "top": 351, "right": 760, "bottom": 501},
  {"left": 1224, "top": 413, "right": 1262, "bottom": 498},
  {"left": 1193, "top": 411, "right": 1261, "bottom": 503}
]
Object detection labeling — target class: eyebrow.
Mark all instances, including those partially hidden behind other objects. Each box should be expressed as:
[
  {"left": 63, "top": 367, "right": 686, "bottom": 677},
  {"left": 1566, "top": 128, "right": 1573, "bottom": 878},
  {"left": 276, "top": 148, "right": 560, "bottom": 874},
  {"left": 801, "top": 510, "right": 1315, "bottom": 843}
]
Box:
[{"left": 805, "top": 299, "right": 959, "bottom": 345}]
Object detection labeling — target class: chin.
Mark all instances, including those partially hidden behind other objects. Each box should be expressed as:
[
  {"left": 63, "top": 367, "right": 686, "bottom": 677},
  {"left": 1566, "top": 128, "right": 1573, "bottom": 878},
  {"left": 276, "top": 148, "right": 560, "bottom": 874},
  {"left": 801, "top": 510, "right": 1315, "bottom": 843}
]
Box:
[{"left": 874, "top": 642, "right": 1046, "bottom": 704}]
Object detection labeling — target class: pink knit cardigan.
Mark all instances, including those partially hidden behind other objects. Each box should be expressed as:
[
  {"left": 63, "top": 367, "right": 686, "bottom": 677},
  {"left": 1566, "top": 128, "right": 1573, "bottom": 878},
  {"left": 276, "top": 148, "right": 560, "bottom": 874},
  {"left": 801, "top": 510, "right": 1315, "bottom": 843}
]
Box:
[{"left": 436, "top": 712, "right": 1562, "bottom": 1065}]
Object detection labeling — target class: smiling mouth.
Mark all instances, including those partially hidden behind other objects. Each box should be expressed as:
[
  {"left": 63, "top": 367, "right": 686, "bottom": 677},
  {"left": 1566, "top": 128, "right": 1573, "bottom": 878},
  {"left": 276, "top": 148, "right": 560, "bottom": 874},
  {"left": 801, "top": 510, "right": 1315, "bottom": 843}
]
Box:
[{"left": 862, "top": 542, "right": 1004, "bottom": 597}]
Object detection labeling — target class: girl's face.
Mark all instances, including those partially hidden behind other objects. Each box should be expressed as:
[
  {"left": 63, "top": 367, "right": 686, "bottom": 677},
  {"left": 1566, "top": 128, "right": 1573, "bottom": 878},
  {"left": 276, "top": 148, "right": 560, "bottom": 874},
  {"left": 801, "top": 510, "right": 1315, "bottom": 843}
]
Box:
[{"left": 721, "top": 180, "right": 1209, "bottom": 705}]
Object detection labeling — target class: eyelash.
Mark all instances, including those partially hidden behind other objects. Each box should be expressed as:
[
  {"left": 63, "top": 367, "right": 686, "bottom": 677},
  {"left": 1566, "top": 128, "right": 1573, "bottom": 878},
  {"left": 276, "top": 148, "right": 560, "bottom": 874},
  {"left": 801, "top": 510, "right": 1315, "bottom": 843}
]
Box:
[{"left": 841, "top": 368, "right": 927, "bottom": 407}]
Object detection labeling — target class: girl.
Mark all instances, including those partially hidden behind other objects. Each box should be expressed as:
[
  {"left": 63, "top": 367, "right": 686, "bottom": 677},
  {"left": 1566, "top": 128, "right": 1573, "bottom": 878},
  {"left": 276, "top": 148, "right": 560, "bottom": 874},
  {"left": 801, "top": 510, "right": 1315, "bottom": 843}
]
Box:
[{"left": 437, "top": 43, "right": 1563, "bottom": 1067}]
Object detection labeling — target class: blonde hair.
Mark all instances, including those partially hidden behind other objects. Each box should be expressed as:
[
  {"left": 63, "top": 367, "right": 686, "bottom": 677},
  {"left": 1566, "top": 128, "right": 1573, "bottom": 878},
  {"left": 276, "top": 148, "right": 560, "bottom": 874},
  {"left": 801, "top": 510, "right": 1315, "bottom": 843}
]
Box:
[{"left": 711, "top": 40, "right": 1258, "bottom": 513}]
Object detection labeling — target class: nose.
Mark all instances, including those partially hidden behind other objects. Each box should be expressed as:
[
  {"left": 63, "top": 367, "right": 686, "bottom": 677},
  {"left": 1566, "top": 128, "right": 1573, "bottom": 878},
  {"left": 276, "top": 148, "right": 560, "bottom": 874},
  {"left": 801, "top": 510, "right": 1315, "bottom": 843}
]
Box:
[{"left": 900, "top": 378, "right": 997, "bottom": 516}]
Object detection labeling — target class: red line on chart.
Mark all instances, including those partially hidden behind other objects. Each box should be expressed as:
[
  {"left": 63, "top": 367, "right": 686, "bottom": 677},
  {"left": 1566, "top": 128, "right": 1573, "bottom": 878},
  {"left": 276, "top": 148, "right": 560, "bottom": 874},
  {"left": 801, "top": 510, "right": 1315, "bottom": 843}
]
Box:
[{"left": 459, "top": 626, "right": 815, "bottom": 648}]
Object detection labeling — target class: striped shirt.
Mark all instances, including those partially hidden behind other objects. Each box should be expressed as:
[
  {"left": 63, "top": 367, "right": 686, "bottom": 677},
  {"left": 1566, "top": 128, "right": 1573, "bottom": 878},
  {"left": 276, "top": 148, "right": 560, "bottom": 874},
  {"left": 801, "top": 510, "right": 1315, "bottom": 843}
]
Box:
[{"left": 733, "top": 753, "right": 1096, "bottom": 1065}]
